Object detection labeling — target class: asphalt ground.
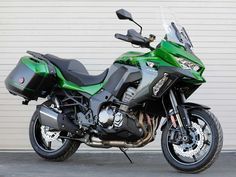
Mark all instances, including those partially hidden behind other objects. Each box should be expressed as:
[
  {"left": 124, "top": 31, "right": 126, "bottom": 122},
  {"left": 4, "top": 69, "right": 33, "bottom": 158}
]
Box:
[{"left": 0, "top": 151, "right": 235, "bottom": 177}]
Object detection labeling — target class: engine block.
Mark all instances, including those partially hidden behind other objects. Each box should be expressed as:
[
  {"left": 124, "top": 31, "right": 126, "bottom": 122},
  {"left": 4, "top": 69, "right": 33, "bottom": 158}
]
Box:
[{"left": 97, "top": 105, "right": 143, "bottom": 141}]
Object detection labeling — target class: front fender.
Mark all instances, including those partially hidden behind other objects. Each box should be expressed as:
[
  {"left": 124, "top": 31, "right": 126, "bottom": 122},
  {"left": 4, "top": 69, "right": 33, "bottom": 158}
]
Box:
[
  {"left": 181, "top": 102, "right": 210, "bottom": 110},
  {"left": 160, "top": 102, "right": 210, "bottom": 131}
]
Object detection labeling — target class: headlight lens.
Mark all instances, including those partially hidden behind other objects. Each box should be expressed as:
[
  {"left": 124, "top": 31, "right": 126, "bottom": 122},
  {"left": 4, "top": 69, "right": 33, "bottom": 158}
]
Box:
[{"left": 176, "top": 58, "right": 200, "bottom": 71}]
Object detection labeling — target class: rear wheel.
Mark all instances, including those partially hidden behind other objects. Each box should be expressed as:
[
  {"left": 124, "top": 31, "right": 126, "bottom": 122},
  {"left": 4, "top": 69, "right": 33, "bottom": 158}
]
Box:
[
  {"left": 29, "top": 111, "right": 80, "bottom": 161},
  {"left": 161, "top": 109, "right": 223, "bottom": 173}
]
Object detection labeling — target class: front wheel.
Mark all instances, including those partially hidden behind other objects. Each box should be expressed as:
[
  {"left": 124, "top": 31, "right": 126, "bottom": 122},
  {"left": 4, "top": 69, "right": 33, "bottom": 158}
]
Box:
[{"left": 161, "top": 109, "right": 223, "bottom": 173}]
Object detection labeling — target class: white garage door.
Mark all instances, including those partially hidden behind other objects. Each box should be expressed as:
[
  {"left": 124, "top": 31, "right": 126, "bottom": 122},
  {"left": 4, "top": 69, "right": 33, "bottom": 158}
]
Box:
[{"left": 0, "top": 0, "right": 235, "bottom": 150}]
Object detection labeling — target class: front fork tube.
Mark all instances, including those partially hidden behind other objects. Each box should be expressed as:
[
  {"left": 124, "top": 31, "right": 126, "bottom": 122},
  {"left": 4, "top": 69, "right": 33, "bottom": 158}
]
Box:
[{"left": 169, "top": 89, "right": 191, "bottom": 137}]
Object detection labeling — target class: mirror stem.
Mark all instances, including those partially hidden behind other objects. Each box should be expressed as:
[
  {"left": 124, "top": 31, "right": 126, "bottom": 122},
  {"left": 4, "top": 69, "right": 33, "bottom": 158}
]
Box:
[{"left": 131, "top": 20, "right": 143, "bottom": 34}]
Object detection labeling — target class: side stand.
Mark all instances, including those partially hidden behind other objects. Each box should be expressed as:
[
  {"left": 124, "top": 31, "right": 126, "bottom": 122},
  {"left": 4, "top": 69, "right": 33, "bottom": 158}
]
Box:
[{"left": 119, "top": 148, "right": 133, "bottom": 164}]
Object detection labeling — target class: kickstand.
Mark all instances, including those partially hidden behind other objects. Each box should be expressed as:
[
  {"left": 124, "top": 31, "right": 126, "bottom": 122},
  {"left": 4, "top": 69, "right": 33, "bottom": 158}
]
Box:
[{"left": 119, "top": 148, "right": 133, "bottom": 164}]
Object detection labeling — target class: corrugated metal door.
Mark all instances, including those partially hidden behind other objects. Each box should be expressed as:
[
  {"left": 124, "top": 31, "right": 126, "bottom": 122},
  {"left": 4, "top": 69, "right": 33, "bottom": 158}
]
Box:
[{"left": 0, "top": 0, "right": 235, "bottom": 150}]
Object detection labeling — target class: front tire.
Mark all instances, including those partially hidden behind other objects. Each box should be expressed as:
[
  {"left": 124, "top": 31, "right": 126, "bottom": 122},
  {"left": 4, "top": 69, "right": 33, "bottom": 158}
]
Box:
[
  {"left": 161, "top": 109, "right": 223, "bottom": 173},
  {"left": 29, "top": 111, "right": 80, "bottom": 161}
]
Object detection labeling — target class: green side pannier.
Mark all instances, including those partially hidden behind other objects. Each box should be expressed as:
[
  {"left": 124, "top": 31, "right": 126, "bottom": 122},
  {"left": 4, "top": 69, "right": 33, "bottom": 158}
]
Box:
[{"left": 5, "top": 56, "right": 55, "bottom": 100}]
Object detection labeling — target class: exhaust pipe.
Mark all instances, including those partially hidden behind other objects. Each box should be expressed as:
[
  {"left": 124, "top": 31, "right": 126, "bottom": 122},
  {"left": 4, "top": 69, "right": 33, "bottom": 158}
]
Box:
[{"left": 38, "top": 105, "right": 79, "bottom": 133}]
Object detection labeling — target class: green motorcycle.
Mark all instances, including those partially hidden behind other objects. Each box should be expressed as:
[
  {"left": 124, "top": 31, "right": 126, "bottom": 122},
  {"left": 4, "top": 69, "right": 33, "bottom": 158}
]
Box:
[{"left": 5, "top": 9, "right": 223, "bottom": 173}]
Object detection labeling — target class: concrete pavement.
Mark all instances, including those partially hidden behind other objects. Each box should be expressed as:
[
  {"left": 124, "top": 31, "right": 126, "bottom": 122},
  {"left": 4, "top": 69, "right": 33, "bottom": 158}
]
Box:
[{"left": 0, "top": 151, "right": 235, "bottom": 177}]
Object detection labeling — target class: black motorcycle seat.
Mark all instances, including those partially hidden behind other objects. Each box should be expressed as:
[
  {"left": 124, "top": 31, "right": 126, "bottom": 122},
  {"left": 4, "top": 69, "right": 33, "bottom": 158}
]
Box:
[{"left": 44, "top": 54, "right": 108, "bottom": 86}]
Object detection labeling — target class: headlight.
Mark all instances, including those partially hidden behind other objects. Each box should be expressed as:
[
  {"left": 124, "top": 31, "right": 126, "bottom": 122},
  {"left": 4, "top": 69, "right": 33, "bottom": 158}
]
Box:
[{"left": 176, "top": 57, "right": 200, "bottom": 71}]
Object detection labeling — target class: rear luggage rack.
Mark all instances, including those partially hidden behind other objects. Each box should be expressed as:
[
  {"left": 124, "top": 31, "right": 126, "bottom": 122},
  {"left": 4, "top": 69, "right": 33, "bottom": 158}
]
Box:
[{"left": 27, "top": 51, "right": 56, "bottom": 75}]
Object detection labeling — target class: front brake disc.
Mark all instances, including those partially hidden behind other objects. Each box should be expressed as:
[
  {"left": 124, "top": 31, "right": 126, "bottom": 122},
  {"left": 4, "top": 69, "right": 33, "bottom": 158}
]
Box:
[{"left": 172, "top": 122, "right": 205, "bottom": 158}]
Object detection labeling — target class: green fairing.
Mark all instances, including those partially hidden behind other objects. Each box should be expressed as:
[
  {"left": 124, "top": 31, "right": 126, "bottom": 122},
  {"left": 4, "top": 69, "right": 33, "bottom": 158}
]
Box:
[
  {"left": 21, "top": 40, "right": 205, "bottom": 95},
  {"left": 157, "top": 41, "right": 205, "bottom": 71},
  {"left": 115, "top": 40, "right": 206, "bottom": 83},
  {"left": 115, "top": 51, "right": 144, "bottom": 66},
  {"left": 55, "top": 67, "right": 104, "bottom": 95}
]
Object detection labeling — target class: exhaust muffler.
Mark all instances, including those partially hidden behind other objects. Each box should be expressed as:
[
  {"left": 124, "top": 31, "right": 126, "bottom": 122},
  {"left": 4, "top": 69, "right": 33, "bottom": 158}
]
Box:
[
  {"left": 38, "top": 105, "right": 79, "bottom": 133},
  {"left": 39, "top": 105, "right": 59, "bottom": 129}
]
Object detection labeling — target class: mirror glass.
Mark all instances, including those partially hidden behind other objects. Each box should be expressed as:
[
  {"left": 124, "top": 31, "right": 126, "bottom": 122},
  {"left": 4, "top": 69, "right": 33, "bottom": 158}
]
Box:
[{"left": 116, "top": 9, "right": 133, "bottom": 21}]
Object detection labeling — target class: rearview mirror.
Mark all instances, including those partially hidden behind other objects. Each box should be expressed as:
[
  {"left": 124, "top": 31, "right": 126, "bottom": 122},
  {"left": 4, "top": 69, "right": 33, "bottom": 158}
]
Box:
[
  {"left": 116, "top": 8, "right": 143, "bottom": 35},
  {"left": 116, "top": 9, "right": 133, "bottom": 21}
]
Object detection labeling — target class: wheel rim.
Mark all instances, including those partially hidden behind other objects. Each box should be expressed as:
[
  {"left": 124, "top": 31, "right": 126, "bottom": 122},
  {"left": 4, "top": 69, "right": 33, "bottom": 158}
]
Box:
[
  {"left": 166, "top": 114, "right": 213, "bottom": 165},
  {"left": 33, "top": 115, "right": 69, "bottom": 152}
]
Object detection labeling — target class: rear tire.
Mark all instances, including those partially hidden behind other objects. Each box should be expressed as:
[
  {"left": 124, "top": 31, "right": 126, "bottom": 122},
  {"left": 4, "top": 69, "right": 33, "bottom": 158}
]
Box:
[
  {"left": 29, "top": 111, "right": 80, "bottom": 161},
  {"left": 161, "top": 109, "right": 223, "bottom": 173}
]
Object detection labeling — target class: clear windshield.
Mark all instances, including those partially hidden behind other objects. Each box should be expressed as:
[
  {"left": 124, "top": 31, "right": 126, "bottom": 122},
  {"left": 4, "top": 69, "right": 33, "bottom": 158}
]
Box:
[{"left": 160, "top": 7, "right": 193, "bottom": 49}]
